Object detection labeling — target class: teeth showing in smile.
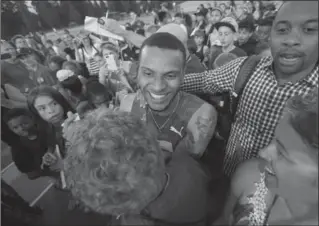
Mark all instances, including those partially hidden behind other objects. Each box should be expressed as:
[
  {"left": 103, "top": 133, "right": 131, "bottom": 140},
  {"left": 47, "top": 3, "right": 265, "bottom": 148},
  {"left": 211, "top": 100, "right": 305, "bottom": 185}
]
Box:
[{"left": 149, "top": 93, "right": 166, "bottom": 100}]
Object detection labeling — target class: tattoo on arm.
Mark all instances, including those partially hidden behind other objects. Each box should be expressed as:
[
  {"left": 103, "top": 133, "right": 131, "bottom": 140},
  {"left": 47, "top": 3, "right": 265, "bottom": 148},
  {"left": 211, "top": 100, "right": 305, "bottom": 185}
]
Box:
[{"left": 193, "top": 111, "right": 217, "bottom": 156}]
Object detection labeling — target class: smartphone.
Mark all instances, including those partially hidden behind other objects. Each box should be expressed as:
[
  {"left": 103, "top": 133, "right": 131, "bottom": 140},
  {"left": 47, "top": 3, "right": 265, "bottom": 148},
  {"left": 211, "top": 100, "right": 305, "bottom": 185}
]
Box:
[{"left": 105, "top": 54, "right": 118, "bottom": 71}]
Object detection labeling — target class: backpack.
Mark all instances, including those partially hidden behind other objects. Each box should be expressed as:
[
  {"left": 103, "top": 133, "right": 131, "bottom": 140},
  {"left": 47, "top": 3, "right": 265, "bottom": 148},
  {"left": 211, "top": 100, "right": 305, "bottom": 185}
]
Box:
[{"left": 201, "top": 55, "right": 262, "bottom": 143}]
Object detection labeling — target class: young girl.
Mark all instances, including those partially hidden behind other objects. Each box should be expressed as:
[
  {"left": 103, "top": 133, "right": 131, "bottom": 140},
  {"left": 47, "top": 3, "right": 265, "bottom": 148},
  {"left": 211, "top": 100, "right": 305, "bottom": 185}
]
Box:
[
  {"left": 27, "top": 85, "right": 75, "bottom": 158},
  {"left": 74, "top": 30, "right": 100, "bottom": 76}
]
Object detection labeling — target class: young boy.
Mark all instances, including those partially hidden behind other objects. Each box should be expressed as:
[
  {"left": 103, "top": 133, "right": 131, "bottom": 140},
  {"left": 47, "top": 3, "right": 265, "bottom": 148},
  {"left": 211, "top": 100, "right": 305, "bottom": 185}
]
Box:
[
  {"left": 3, "top": 108, "right": 60, "bottom": 180},
  {"left": 209, "top": 17, "right": 246, "bottom": 68},
  {"left": 235, "top": 19, "right": 258, "bottom": 56},
  {"left": 255, "top": 17, "right": 273, "bottom": 43}
]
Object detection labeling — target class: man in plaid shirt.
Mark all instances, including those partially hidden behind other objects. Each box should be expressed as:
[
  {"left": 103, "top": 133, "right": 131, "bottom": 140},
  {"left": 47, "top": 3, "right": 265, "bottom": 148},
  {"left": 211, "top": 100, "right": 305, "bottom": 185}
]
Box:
[{"left": 181, "top": 1, "right": 318, "bottom": 176}]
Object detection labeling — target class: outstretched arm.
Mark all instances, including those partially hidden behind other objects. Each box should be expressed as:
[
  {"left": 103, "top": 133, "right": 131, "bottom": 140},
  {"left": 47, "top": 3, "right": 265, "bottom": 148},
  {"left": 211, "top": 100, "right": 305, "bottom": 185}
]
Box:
[{"left": 181, "top": 57, "right": 247, "bottom": 95}]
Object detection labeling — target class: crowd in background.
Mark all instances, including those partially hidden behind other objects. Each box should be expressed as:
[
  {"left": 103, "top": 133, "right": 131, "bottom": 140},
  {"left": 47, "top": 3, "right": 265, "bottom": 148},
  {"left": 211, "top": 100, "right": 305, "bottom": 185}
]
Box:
[{"left": 1, "top": 1, "right": 318, "bottom": 226}]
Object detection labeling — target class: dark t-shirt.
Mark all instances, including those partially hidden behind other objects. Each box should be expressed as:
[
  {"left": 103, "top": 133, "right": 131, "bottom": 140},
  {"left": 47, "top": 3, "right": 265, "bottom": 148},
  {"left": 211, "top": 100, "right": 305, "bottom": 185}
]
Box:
[
  {"left": 142, "top": 153, "right": 209, "bottom": 225},
  {"left": 235, "top": 36, "right": 258, "bottom": 56},
  {"left": 1, "top": 61, "right": 34, "bottom": 94},
  {"left": 186, "top": 54, "right": 206, "bottom": 74}
]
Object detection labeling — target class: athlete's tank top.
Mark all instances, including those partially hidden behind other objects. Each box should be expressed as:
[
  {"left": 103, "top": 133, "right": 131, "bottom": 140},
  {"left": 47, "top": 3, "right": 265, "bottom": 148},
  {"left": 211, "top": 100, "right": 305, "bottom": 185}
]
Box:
[{"left": 131, "top": 91, "right": 204, "bottom": 157}]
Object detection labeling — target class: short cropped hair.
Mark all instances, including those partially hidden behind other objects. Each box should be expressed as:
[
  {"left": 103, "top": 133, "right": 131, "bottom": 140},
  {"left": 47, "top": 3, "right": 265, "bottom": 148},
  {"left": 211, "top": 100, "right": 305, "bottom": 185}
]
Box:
[
  {"left": 286, "top": 89, "right": 318, "bottom": 151},
  {"left": 3, "top": 108, "right": 32, "bottom": 124},
  {"left": 63, "top": 109, "right": 165, "bottom": 215},
  {"left": 140, "top": 32, "right": 186, "bottom": 65}
]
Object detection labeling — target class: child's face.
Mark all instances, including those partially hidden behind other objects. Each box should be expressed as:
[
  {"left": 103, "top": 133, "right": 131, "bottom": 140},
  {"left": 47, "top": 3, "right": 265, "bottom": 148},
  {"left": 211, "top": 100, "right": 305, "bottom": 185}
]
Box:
[
  {"left": 34, "top": 95, "right": 65, "bottom": 124},
  {"left": 92, "top": 94, "right": 110, "bottom": 109},
  {"left": 94, "top": 55, "right": 106, "bottom": 68},
  {"left": 238, "top": 28, "right": 252, "bottom": 44},
  {"left": 209, "top": 10, "right": 222, "bottom": 24},
  {"left": 256, "top": 25, "right": 271, "bottom": 43},
  {"left": 218, "top": 26, "right": 236, "bottom": 47},
  {"left": 7, "top": 115, "right": 36, "bottom": 137},
  {"left": 194, "top": 35, "right": 205, "bottom": 46},
  {"left": 49, "top": 62, "right": 60, "bottom": 72}
]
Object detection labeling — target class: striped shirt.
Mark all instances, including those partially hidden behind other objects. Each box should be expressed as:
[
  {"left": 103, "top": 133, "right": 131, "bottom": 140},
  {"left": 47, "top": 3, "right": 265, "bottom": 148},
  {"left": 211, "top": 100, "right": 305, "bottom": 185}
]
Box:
[{"left": 181, "top": 56, "right": 318, "bottom": 176}]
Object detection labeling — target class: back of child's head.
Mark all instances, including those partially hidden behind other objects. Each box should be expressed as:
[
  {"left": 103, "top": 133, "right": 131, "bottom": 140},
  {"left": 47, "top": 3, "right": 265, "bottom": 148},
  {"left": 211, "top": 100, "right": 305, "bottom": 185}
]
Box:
[
  {"left": 86, "top": 78, "right": 112, "bottom": 105},
  {"left": 214, "top": 52, "right": 238, "bottom": 69}
]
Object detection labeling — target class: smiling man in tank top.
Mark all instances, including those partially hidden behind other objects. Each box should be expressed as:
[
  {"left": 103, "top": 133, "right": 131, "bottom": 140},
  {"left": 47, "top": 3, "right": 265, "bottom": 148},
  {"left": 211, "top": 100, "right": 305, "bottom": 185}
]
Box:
[{"left": 120, "top": 32, "right": 217, "bottom": 160}]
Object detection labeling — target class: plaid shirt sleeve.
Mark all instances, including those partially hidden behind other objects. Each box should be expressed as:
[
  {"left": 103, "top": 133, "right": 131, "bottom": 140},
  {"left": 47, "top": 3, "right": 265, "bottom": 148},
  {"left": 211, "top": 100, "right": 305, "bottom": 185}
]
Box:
[{"left": 181, "top": 57, "right": 247, "bottom": 95}]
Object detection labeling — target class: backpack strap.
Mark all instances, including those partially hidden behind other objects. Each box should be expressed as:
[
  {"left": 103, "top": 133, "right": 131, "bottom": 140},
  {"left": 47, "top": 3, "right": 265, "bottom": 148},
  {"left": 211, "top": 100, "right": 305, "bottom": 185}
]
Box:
[{"left": 231, "top": 55, "right": 262, "bottom": 120}]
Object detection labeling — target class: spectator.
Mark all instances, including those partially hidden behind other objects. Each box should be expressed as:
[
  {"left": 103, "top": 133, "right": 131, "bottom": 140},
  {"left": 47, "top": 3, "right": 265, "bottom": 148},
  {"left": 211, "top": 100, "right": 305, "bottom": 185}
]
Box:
[
  {"left": 173, "top": 12, "right": 193, "bottom": 37},
  {"left": 62, "top": 60, "right": 90, "bottom": 79},
  {"left": 11, "top": 35, "right": 28, "bottom": 51},
  {"left": 193, "top": 11, "right": 207, "bottom": 32},
  {"left": 3, "top": 108, "right": 60, "bottom": 180},
  {"left": 99, "top": 19, "right": 206, "bottom": 74},
  {"left": 99, "top": 42, "right": 133, "bottom": 92},
  {"left": 27, "top": 85, "right": 75, "bottom": 157},
  {"left": 181, "top": 1, "right": 318, "bottom": 176},
  {"left": 17, "top": 48, "right": 58, "bottom": 87},
  {"left": 219, "top": 3, "right": 227, "bottom": 13},
  {"left": 56, "top": 69, "right": 92, "bottom": 115},
  {"left": 157, "top": 11, "right": 172, "bottom": 26},
  {"left": 86, "top": 79, "right": 113, "bottom": 109},
  {"left": 1, "top": 40, "right": 34, "bottom": 95},
  {"left": 252, "top": 1, "right": 264, "bottom": 21},
  {"left": 209, "top": 17, "right": 246, "bottom": 69},
  {"left": 205, "top": 8, "right": 223, "bottom": 47},
  {"left": 235, "top": 19, "right": 258, "bottom": 56},
  {"left": 45, "top": 39, "right": 59, "bottom": 55},
  {"left": 256, "top": 17, "right": 273, "bottom": 43},
  {"left": 63, "top": 110, "right": 210, "bottom": 225},
  {"left": 217, "top": 89, "right": 318, "bottom": 225},
  {"left": 46, "top": 55, "right": 67, "bottom": 74},
  {"left": 74, "top": 30, "right": 100, "bottom": 76},
  {"left": 193, "top": 30, "right": 209, "bottom": 65}
]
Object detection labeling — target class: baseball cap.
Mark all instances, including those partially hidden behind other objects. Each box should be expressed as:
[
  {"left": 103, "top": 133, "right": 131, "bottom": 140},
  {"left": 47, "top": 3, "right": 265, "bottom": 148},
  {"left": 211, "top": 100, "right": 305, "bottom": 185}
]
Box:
[{"left": 215, "top": 17, "right": 239, "bottom": 33}]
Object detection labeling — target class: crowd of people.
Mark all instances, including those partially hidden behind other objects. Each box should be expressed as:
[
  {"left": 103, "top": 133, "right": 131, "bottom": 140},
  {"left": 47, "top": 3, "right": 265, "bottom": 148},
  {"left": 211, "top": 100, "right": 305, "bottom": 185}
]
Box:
[{"left": 1, "top": 1, "right": 318, "bottom": 226}]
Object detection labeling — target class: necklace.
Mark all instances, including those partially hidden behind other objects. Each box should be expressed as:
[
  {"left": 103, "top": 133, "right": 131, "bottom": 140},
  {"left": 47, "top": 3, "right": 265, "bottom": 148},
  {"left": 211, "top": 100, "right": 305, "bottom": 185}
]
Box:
[{"left": 148, "top": 93, "right": 180, "bottom": 132}]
